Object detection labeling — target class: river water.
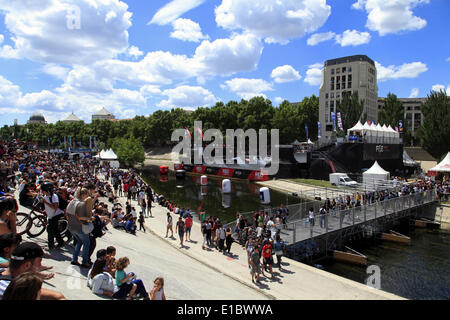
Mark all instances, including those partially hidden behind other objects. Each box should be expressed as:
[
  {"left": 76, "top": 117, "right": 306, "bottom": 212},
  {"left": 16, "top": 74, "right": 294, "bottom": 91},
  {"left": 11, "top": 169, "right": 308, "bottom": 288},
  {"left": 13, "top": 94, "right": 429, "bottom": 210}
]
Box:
[
  {"left": 139, "top": 166, "right": 302, "bottom": 223},
  {"left": 139, "top": 165, "right": 450, "bottom": 300}
]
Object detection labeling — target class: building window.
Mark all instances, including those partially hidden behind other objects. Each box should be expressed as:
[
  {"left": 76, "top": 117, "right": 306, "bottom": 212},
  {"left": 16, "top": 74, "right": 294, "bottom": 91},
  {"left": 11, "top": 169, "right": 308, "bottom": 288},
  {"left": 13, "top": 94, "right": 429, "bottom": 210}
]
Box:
[
  {"left": 348, "top": 82, "right": 351, "bottom": 88},
  {"left": 414, "top": 106, "right": 421, "bottom": 110},
  {"left": 342, "top": 83, "right": 346, "bottom": 89},
  {"left": 348, "top": 66, "right": 352, "bottom": 72},
  {"left": 331, "top": 68, "right": 335, "bottom": 75},
  {"left": 342, "top": 67, "right": 346, "bottom": 73},
  {"left": 407, "top": 106, "right": 412, "bottom": 110},
  {"left": 336, "top": 93, "right": 340, "bottom": 99},
  {"left": 325, "top": 93, "right": 329, "bottom": 99},
  {"left": 330, "top": 93, "right": 334, "bottom": 98},
  {"left": 336, "top": 68, "right": 340, "bottom": 74},
  {"left": 336, "top": 83, "right": 340, "bottom": 90},
  {"left": 331, "top": 76, "right": 334, "bottom": 83},
  {"left": 325, "top": 101, "right": 328, "bottom": 108}
]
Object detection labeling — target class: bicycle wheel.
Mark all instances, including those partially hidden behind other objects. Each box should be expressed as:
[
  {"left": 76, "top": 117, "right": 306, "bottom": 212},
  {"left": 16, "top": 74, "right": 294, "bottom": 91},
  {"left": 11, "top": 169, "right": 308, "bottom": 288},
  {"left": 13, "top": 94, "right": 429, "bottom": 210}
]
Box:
[
  {"left": 57, "top": 218, "right": 72, "bottom": 242},
  {"left": 27, "top": 216, "right": 47, "bottom": 238},
  {"left": 15, "top": 212, "right": 32, "bottom": 236}
]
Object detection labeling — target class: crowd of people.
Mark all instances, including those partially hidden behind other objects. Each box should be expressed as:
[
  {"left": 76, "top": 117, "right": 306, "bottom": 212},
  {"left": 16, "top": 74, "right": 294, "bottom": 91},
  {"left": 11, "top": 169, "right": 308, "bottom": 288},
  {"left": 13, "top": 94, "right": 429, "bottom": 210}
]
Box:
[
  {"left": 1, "top": 139, "right": 449, "bottom": 298},
  {"left": 0, "top": 140, "right": 166, "bottom": 300}
]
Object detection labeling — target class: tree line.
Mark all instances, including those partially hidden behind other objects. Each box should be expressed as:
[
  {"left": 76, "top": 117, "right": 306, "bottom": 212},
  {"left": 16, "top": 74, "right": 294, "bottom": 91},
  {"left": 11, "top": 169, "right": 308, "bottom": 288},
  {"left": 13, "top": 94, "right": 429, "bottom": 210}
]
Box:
[{"left": 1, "top": 90, "right": 448, "bottom": 162}]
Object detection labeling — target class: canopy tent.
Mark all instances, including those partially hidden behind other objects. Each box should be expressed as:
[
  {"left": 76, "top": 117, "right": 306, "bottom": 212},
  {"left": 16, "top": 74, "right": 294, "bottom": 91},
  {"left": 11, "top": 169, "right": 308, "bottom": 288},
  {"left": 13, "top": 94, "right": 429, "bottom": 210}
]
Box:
[
  {"left": 99, "top": 149, "right": 118, "bottom": 160},
  {"left": 429, "top": 152, "right": 450, "bottom": 173},
  {"left": 363, "top": 161, "right": 390, "bottom": 187}
]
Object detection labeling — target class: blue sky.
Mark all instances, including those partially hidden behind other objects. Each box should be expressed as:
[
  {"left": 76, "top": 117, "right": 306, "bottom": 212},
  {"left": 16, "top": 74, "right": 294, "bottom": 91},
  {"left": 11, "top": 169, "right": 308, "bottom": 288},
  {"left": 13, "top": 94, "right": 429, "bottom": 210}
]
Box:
[{"left": 0, "top": 0, "right": 448, "bottom": 126}]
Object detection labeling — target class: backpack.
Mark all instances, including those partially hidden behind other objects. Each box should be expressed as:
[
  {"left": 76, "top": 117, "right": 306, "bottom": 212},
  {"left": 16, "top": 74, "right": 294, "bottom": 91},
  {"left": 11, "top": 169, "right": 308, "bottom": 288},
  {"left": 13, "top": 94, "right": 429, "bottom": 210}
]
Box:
[{"left": 91, "top": 215, "right": 104, "bottom": 238}]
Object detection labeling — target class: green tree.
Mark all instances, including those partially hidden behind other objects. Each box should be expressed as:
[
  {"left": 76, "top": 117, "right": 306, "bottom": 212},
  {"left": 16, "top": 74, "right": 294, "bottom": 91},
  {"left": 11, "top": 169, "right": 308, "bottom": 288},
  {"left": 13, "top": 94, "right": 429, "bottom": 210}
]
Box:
[
  {"left": 378, "top": 93, "right": 404, "bottom": 128},
  {"left": 417, "top": 90, "right": 450, "bottom": 159},
  {"left": 111, "top": 137, "right": 145, "bottom": 166},
  {"left": 337, "top": 91, "right": 365, "bottom": 131}
]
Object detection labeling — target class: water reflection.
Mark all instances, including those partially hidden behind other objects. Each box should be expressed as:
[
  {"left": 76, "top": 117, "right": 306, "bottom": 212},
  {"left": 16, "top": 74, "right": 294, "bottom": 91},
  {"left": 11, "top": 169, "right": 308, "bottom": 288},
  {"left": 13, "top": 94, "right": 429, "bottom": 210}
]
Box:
[{"left": 140, "top": 165, "right": 301, "bottom": 223}]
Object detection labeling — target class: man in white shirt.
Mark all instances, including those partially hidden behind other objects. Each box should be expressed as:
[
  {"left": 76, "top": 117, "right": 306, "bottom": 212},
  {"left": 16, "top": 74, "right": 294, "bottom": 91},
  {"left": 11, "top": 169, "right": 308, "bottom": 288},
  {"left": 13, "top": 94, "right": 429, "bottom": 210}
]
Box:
[{"left": 41, "top": 183, "right": 65, "bottom": 250}]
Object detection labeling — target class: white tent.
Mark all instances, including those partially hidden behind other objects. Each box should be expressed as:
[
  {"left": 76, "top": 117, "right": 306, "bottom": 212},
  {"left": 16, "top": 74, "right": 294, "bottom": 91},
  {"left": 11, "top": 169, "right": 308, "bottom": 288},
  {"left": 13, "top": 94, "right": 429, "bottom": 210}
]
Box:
[
  {"left": 429, "top": 152, "right": 450, "bottom": 172},
  {"left": 363, "top": 161, "right": 390, "bottom": 187},
  {"left": 99, "top": 149, "right": 118, "bottom": 160}
]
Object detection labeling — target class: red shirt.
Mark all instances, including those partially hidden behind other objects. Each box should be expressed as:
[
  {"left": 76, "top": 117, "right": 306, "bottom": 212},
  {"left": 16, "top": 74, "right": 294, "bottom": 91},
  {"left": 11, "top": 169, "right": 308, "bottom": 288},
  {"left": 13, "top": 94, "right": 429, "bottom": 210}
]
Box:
[
  {"left": 262, "top": 244, "right": 272, "bottom": 259},
  {"left": 185, "top": 217, "right": 193, "bottom": 228}
]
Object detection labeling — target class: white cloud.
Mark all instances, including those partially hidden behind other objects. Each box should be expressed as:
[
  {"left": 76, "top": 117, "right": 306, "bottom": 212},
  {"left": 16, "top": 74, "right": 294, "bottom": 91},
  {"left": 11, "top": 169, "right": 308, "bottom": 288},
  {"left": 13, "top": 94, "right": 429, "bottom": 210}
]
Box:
[
  {"left": 127, "top": 46, "right": 143, "bottom": 59},
  {"left": 431, "top": 84, "right": 450, "bottom": 96},
  {"left": 170, "top": 18, "right": 208, "bottom": 42},
  {"left": 193, "top": 33, "right": 263, "bottom": 76},
  {"left": 0, "top": 34, "right": 3, "bottom": 44},
  {"left": 271, "top": 65, "right": 301, "bottom": 83},
  {"left": 0, "top": 0, "right": 132, "bottom": 65},
  {"left": 375, "top": 61, "right": 428, "bottom": 82},
  {"left": 446, "top": 57, "right": 450, "bottom": 62},
  {"left": 223, "top": 78, "right": 273, "bottom": 100},
  {"left": 307, "top": 32, "right": 336, "bottom": 46},
  {"left": 409, "top": 88, "right": 419, "bottom": 98},
  {"left": 215, "top": 0, "right": 331, "bottom": 44},
  {"left": 149, "top": 0, "right": 206, "bottom": 25},
  {"left": 335, "top": 30, "right": 371, "bottom": 46},
  {"left": 158, "top": 85, "right": 217, "bottom": 109},
  {"left": 352, "top": 0, "right": 429, "bottom": 36},
  {"left": 42, "top": 64, "right": 70, "bottom": 80},
  {"left": 304, "top": 63, "right": 323, "bottom": 86}
]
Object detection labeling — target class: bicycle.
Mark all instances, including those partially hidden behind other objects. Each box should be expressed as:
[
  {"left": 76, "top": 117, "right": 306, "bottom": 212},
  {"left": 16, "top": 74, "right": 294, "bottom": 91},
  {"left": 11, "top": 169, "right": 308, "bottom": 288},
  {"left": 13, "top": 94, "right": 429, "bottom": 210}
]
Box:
[{"left": 16, "top": 196, "right": 71, "bottom": 241}]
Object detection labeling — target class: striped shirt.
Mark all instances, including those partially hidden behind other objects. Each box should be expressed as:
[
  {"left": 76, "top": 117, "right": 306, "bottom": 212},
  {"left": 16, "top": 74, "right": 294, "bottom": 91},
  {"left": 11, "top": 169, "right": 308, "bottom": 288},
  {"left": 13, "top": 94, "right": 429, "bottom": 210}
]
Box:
[{"left": 0, "top": 279, "right": 11, "bottom": 299}]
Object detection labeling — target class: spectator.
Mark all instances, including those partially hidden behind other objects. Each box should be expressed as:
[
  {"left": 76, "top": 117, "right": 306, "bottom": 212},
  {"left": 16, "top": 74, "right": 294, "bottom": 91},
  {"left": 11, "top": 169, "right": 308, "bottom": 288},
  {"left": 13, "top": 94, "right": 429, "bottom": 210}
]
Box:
[
  {"left": 165, "top": 212, "right": 173, "bottom": 238},
  {"left": 0, "top": 233, "right": 21, "bottom": 268},
  {"left": 308, "top": 207, "right": 315, "bottom": 227},
  {"left": 40, "top": 182, "right": 65, "bottom": 250},
  {"left": 216, "top": 224, "right": 226, "bottom": 253},
  {"left": 0, "top": 198, "right": 17, "bottom": 235},
  {"left": 176, "top": 217, "right": 185, "bottom": 247},
  {"left": 138, "top": 212, "right": 146, "bottom": 233},
  {"left": 125, "top": 218, "right": 137, "bottom": 235},
  {"left": 115, "top": 257, "right": 149, "bottom": 300},
  {"left": 88, "top": 258, "right": 120, "bottom": 299},
  {"left": 0, "top": 242, "right": 65, "bottom": 300},
  {"left": 249, "top": 244, "right": 262, "bottom": 284},
  {"left": 273, "top": 235, "right": 286, "bottom": 269},
  {"left": 66, "top": 188, "right": 92, "bottom": 268},
  {"left": 201, "top": 220, "right": 207, "bottom": 250},
  {"left": 262, "top": 241, "right": 274, "bottom": 278},
  {"left": 2, "top": 272, "right": 43, "bottom": 300},
  {"left": 150, "top": 277, "right": 166, "bottom": 300},
  {"left": 185, "top": 214, "right": 193, "bottom": 242},
  {"left": 225, "top": 227, "right": 233, "bottom": 254}
]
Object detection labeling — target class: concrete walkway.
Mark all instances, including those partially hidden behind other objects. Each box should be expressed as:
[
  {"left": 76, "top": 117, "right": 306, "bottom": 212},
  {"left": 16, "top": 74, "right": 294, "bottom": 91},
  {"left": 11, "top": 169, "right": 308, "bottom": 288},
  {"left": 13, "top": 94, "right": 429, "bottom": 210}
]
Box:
[{"left": 14, "top": 173, "right": 405, "bottom": 300}]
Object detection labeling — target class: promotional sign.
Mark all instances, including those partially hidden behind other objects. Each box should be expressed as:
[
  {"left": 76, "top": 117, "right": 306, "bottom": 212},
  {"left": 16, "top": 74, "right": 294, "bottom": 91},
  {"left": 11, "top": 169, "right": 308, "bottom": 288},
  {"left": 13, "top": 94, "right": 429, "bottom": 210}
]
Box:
[
  {"left": 331, "top": 112, "right": 337, "bottom": 132},
  {"left": 305, "top": 124, "right": 309, "bottom": 140},
  {"left": 317, "top": 122, "right": 321, "bottom": 139},
  {"left": 337, "top": 112, "right": 343, "bottom": 131}
]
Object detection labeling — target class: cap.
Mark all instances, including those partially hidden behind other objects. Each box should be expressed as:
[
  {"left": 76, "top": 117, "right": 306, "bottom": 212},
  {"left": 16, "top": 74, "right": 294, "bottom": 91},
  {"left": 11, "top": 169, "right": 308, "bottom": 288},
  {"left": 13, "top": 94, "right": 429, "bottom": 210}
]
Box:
[{"left": 10, "top": 242, "right": 44, "bottom": 261}]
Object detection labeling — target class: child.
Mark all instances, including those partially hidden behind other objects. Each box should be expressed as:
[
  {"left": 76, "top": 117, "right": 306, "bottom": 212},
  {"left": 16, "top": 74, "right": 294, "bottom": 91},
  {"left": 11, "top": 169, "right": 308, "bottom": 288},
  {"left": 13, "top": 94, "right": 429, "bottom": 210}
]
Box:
[
  {"left": 115, "top": 257, "right": 149, "bottom": 300},
  {"left": 150, "top": 277, "right": 166, "bottom": 300}
]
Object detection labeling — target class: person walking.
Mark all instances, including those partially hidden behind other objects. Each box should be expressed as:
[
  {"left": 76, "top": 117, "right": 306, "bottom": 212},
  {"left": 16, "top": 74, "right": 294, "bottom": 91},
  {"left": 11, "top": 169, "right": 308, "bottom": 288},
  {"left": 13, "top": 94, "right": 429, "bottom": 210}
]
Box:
[
  {"left": 308, "top": 207, "right": 315, "bottom": 227},
  {"left": 165, "top": 212, "right": 173, "bottom": 238},
  {"left": 138, "top": 212, "right": 146, "bottom": 233},
  {"left": 249, "top": 244, "right": 262, "bottom": 284},
  {"left": 216, "top": 224, "right": 226, "bottom": 253},
  {"left": 140, "top": 198, "right": 147, "bottom": 218},
  {"left": 273, "top": 235, "right": 286, "bottom": 269},
  {"left": 185, "top": 214, "right": 193, "bottom": 242},
  {"left": 176, "top": 217, "right": 185, "bottom": 247},
  {"left": 205, "top": 218, "right": 212, "bottom": 247},
  {"left": 225, "top": 227, "right": 233, "bottom": 254},
  {"left": 40, "top": 183, "right": 65, "bottom": 250},
  {"left": 201, "top": 220, "right": 207, "bottom": 250}
]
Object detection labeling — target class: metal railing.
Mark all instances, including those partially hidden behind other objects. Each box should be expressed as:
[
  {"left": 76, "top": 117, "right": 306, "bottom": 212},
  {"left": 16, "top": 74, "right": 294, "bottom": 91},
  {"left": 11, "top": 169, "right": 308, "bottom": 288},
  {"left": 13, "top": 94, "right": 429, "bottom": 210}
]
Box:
[{"left": 279, "top": 189, "right": 436, "bottom": 245}]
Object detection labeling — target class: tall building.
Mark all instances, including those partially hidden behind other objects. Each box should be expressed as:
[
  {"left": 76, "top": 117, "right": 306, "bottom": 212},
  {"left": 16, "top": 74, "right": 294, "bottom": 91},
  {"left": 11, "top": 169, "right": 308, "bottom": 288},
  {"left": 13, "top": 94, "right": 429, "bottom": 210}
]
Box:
[
  {"left": 92, "top": 107, "right": 115, "bottom": 121},
  {"left": 319, "top": 55, "right": 378, "bottom": 139},
  {"left": 377, "top": 97, "right": 425, "bottom": 134}
]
